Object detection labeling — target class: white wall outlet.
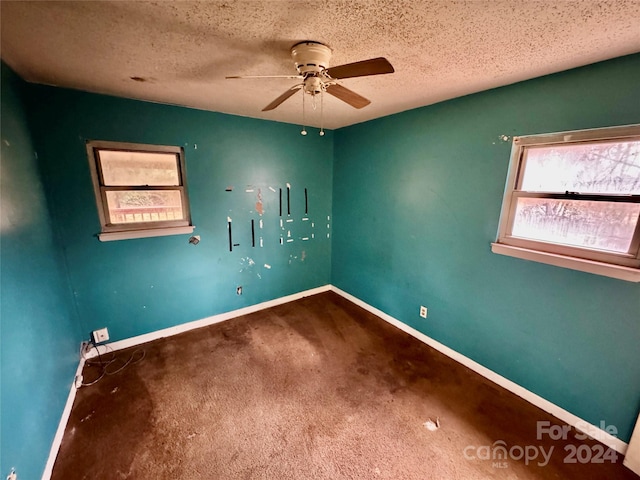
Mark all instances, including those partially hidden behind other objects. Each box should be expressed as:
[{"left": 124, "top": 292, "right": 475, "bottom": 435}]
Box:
[
  {"left": 7, "top": 468, "right": 17, "bottom": 480},
  {"left": 419, "top": 306, "right": 428, "bottom": 318},
  {"left": 91, "top": 327, "right": 109, "bottom": 344}
]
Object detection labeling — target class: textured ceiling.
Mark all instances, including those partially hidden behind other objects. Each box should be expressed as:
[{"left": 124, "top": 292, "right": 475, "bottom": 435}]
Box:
[{"left": 2, "top": 1, "right": 640, "bottom": 130}]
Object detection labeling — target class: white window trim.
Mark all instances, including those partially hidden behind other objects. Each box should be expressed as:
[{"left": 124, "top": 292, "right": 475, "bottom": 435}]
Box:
[
  {"left": 98, "top": 226, "right": 195, "bottom": 242},
  {"left": 491, "top": 243, "right": 640, "bottom": 282},
  {"left": 493, "top": 124, "right": 640, "bottom": 282},
  {"left": 87, "top": 140, "right": 194, "bottom": 241}
]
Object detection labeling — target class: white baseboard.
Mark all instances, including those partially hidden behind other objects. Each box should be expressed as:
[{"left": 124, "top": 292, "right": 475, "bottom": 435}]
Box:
[
  {"left": 329, "top": 285, "right": 629, "bottom": 455},
  {"left": 623, "top": 415, "right": 640, "bottom": 475},
  {"left": 86, "top": 285, "right": 332, "bottom": 358},
  {"left": 41, "top": 354, "right": 86, "bottom": 480}
]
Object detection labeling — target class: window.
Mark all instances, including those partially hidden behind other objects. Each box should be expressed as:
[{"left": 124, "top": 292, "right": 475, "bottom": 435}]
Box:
[
  {"left": 492, "top": 125, "right": 640, "bottom": 282},
  {"left": 87, "top": 140, "right": 194, "bottom": 241}
]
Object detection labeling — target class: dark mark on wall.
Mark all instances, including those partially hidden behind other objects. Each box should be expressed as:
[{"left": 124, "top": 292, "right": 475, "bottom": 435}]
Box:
[{"left": 251, "top": 219, "right": 255, "bottom": 247}]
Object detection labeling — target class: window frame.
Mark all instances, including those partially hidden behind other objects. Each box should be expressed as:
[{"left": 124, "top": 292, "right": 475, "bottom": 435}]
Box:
[
  {"left": 86, "top": 140, "right": 194, "bottom": 242},
  {"left": 492, "top": 124, "right": 640, "bottom": 282}
]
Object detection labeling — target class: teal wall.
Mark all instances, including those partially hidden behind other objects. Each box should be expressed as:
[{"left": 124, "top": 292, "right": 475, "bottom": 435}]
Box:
[
  {"left": 23, "top": 85, "right": 333, "bottom": 344},
  {"left": 1, "top": 64, "right": 80, "bottom": 479},
  {"left": 332, "top": 53, "right": 640, "bottom": 442}
]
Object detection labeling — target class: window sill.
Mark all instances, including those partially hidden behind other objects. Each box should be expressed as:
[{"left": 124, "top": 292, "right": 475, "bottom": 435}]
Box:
[
  {"left": 491, "top": 243, "right": 640, "bottom": 282},
  {"left": 98, "top": 226, "right": 195, "bottom": 242}
]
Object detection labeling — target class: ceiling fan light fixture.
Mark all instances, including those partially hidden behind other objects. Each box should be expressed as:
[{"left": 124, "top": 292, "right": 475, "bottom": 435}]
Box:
[{"left": 303, "top": 76, "right": 323, "bottom": 95}]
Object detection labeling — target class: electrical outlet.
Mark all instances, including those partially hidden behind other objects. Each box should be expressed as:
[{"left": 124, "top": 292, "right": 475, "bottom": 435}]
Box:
[
  {"left": 236, "top": 286, "right": 242, "bottom": 295},
  {"left": 419, "top": 306, "right": 428, "bottom": 318},
  {"left": 91, "top": 327, "right": 109, "bottom": 344},
  {"left": 7, "top": 468, "right": 17, "bottom": 480}
]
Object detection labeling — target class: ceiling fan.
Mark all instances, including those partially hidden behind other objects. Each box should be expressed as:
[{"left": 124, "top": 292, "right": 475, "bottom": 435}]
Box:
[{"left": 226, "top": 41, "right": 394, "bottom": 112}]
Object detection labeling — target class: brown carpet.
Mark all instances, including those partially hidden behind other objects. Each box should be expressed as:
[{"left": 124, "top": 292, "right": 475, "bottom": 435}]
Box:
[{"left": 52, "top": 292, "right": 637, "bottom": 479}]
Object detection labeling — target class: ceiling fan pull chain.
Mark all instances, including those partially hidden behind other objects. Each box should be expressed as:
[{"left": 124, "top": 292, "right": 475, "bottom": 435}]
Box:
[
  {"left": 319, "top": 89, "right": 325, "bottom": 137},
  {"left": 301, "top": 89, "right": 307, "bottom": 136}
]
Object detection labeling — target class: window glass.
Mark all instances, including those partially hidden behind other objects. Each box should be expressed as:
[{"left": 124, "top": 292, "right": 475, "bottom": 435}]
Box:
[
  {"left": 99, "top": 150, "right": 180, "bottom": 186},
  {"left": 512, "top": 198, "right": 640, "bottom": 253},
  {"left": 521, "top": 140, "right": 640, "bottom": 194},
  {"left": 105, "top": 190, "right": 184, "bottom": 224}
]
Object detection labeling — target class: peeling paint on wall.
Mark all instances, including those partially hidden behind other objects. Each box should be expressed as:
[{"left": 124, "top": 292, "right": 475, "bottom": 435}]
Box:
[
  {"left": 255, "top": 189, "right": 263, "bottom": 215},
  {"left": 493, "top": 134, "right": 512, "bottom": 145},
  {"left": 239, "top": 256, "right": 255, "bottom": 273}
]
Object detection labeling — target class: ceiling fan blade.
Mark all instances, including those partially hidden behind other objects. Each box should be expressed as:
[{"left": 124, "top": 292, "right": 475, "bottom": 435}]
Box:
[
  {"left": 325, "top": 57, "right": 394, "bottom": 80},
  {"left": 226, "top": 75, "right": 303, "bottom": 79},
  {"left": 326, "top": 84, "right": 371, "bottom": 109},
  {"left": 262, "top": 85, "right": 303, "bottom": 111}
]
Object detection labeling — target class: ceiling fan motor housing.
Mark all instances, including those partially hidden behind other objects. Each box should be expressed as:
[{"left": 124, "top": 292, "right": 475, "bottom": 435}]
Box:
[{"left": 291, "top": 41, "right": 332, "bottom": 75}]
